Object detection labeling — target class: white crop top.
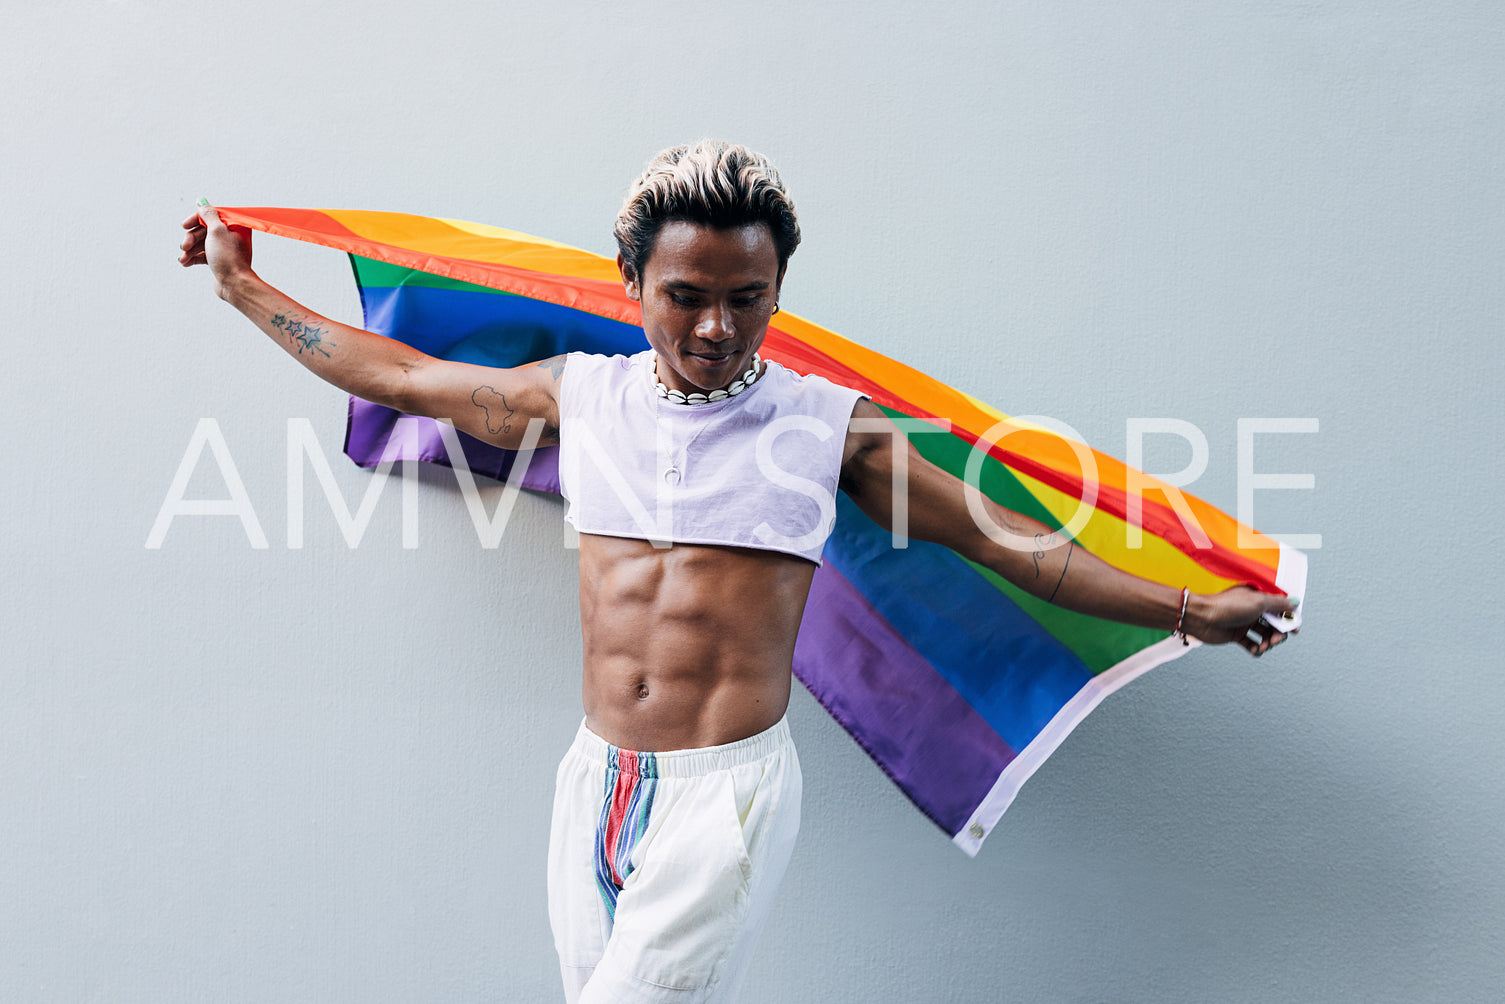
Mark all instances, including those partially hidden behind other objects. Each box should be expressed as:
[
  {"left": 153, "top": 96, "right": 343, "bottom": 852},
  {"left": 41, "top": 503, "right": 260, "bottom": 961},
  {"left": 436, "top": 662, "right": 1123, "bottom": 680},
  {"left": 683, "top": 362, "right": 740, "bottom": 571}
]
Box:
[{"left": 557, "top": 351, "right": 867, "bottom": 564}]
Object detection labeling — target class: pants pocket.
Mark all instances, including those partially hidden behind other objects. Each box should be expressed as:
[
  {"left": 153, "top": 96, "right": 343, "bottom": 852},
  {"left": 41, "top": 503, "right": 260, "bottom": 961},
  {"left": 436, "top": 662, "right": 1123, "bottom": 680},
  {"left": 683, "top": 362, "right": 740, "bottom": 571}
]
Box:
[{"left": 601, "top": 777, "right": 753, "bottom": 991}]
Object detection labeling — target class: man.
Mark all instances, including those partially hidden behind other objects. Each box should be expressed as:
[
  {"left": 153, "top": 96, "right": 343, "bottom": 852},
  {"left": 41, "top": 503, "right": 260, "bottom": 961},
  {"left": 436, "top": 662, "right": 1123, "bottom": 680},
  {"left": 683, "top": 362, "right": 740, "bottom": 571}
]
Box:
[{"left": 180, "top": 141, "right": 1296, "bottom": 1002}]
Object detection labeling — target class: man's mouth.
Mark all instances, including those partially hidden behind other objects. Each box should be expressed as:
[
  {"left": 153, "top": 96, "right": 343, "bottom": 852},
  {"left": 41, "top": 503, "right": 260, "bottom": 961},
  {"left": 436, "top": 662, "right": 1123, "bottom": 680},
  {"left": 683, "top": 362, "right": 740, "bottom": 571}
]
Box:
[{"left": 688, "top": 350, "right": 737, "bottom": 364}]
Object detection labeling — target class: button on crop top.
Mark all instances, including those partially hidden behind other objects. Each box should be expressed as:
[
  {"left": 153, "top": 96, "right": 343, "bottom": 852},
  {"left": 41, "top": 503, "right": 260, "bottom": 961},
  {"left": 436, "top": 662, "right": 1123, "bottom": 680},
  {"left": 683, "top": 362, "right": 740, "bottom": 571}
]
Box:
[{"left": 557, "top": 351, "right": 867, "bottom": 564}]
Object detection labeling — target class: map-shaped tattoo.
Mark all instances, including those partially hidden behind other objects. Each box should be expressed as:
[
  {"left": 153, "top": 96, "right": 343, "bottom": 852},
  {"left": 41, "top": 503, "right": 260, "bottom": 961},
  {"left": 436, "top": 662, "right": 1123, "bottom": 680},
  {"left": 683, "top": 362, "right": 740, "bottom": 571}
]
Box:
[{"left": 472, "top": 385, "right": 514, "bottom": 435}]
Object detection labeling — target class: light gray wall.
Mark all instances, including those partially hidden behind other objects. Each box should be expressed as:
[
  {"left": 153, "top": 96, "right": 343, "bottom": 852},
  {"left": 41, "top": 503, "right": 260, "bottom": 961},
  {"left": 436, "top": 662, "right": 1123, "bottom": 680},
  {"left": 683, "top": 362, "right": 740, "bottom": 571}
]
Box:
[{"left": 4, "top": 1, "right": 1501, "bottom": 1000}]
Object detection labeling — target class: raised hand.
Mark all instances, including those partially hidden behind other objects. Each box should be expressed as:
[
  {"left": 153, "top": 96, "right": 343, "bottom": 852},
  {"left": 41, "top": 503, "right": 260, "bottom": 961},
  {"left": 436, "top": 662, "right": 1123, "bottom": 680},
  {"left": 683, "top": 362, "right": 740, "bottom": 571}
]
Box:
[
  {"left": 178, "top": 199, "right": 253, "bottom": 296},
  {"left": 1189, "top": 585, "right": 1300, "bottom": 657}
]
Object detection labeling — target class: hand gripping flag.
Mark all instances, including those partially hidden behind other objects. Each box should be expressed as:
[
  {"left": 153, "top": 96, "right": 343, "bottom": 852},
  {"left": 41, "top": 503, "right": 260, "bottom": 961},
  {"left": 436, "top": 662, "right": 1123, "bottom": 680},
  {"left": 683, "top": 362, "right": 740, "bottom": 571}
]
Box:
[{"left": 214, "top": 207, "right": 1307, "bottom": 856}]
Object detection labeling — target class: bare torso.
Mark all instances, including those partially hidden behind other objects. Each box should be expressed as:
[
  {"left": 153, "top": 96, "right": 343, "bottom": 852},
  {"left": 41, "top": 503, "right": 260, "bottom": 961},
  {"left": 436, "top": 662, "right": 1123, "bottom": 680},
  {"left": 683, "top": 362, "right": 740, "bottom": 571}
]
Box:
[{"left": 577, "top": 533, "right": 818, "bottom": 751}]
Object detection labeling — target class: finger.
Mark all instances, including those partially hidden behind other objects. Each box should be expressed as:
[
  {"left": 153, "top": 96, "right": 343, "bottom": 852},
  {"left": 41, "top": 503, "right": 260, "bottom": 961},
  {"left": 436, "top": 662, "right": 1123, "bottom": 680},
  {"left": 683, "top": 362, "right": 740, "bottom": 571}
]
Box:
[
  {"left": 1242, "top": 621, "right": 1277, "bottom": 656},
  {"left": 1260, "top": 624, "right": 1292, "bottom": 654},
  {"left": 196, "top": 198, "right": 223, "bottom": 230},
  {"left": 1270, "top": 594, "right": 1301, "bottom": 619}
]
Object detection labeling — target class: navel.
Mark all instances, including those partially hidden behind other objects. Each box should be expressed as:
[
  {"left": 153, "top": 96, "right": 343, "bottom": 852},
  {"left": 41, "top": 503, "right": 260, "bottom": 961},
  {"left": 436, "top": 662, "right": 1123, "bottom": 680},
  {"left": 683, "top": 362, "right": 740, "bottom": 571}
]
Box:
[{"left": 636, "top": 682, "right": 650, "bottom": 700}]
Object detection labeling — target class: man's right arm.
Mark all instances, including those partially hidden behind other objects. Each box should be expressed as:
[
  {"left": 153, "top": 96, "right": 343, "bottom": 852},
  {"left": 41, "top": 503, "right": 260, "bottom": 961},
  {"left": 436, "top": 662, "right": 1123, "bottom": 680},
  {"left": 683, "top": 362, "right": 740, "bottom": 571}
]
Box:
[
  {"left": 180, "top": 202, "right": 561, "bottom": 449},
  {"left": 839, "top": 400, "right": 1299, "bottom": 657}
]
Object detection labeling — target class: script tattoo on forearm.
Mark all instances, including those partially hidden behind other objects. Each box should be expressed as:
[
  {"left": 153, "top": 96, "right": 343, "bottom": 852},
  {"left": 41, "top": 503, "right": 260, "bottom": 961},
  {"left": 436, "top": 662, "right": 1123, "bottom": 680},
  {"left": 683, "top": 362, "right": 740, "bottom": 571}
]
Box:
[
  {"left": 1031, "top": 532, "right": 1074, "bottom": 603},
  {"left": 1032, "top": 532, "right": 1053, "bottom": 577},
  {"left": 1047, "top": 542, "right": 1074, "bottom": 604},
  {"left": 471, "top": 386, "right": 515, "bottom": 435},
  {"left": 270, "top": 313, "right": 336, "bottom": 358}
]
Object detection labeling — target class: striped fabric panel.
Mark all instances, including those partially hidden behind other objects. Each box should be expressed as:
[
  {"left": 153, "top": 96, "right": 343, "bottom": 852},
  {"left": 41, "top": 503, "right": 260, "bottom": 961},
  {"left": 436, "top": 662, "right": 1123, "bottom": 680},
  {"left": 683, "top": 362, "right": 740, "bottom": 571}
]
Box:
[
  {"left": 219, "top": 206, "right": 1280, "bottom": 587},
  {"left": 210, "top": 206, "right": 1306, "bottom": 855},
  {"left": 593, "top": 748, "right": 659, "bottom": 918}
]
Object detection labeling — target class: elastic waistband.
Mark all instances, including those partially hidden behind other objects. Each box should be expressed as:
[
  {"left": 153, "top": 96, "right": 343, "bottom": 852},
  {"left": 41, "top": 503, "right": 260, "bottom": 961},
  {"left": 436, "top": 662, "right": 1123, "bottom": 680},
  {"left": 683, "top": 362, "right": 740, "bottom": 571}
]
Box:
[{"left": 568, "top": 716, "right": 792, "bottom": 779}]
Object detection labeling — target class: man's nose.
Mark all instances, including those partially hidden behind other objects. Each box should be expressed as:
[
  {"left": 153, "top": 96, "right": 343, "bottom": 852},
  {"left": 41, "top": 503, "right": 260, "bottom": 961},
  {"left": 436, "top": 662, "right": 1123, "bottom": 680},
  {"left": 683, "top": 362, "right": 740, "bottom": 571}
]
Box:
[{"left": 695, "top": 303, "right": 735, "bottom": 341}]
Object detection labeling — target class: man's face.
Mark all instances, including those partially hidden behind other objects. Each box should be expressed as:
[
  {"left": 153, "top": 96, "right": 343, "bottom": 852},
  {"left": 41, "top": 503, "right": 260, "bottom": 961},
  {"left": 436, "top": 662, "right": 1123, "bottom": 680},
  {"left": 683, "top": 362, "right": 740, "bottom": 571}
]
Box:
[{"left": 620, "top": 220, "right": 782, "bottom": 395}]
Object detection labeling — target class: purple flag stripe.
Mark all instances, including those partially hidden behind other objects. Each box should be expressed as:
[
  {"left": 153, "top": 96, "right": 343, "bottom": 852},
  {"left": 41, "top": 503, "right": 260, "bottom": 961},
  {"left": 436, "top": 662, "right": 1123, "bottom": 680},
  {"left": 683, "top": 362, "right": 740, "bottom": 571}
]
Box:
[
  {"left": 345, "top": 399, "right": 562, "bottom": 494},
  {"left": 794, "top": 561, "right": 1016, "bottom": 837}
]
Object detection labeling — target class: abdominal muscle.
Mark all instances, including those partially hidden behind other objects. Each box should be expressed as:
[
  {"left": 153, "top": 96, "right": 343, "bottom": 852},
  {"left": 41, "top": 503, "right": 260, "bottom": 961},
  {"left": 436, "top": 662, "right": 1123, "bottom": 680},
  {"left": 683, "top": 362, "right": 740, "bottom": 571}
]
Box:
[{"left": 577, "top": 533, "right": 818, "bottom": 752}]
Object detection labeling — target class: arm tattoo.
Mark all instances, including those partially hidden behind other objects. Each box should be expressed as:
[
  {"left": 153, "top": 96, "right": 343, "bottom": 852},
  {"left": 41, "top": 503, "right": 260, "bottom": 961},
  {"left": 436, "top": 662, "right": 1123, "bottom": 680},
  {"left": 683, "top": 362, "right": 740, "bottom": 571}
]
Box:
[
  {"left": 1046, "top": 542, "right": 1074, "bottom": 603},
  {"left": 270, "top": 312, "right": 336, "bottom": 358},
  {"left": 471, "top": 386, "right": 515, "bottom": 435},
  {"left": 1031, "top": 532, "right": 1057, "bottom": 577},
  {"left": 536, "top": 355, "right": 566, "bottom": 381}
]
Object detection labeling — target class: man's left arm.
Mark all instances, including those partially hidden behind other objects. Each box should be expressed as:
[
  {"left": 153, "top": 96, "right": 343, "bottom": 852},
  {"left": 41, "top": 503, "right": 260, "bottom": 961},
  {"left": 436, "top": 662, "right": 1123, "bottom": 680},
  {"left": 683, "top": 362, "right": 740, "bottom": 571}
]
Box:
[{"left": 839, "top": 401, "right": 1297, "bottom": 656}]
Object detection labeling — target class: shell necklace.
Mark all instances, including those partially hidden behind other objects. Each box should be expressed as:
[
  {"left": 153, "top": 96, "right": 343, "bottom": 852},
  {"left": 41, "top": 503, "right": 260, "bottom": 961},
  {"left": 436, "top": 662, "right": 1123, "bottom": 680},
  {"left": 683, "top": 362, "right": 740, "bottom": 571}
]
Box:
[{"left": 652, "top": 353, "right": 762, "bottom": 405}]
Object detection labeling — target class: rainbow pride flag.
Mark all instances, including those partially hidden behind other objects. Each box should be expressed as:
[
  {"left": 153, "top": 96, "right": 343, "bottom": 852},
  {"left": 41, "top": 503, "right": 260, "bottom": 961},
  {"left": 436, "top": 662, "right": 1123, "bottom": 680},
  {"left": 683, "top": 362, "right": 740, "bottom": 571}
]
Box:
[{"left": 215, "top": 207, "right": 1306, "bottom": 855}]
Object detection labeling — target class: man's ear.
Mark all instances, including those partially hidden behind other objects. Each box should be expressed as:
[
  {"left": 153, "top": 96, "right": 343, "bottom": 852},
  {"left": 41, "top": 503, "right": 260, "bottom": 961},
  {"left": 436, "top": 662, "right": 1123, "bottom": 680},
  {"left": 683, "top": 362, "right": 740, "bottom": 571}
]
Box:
[{"left": 617, "top": 254, "right": 641, "bottom": 302}]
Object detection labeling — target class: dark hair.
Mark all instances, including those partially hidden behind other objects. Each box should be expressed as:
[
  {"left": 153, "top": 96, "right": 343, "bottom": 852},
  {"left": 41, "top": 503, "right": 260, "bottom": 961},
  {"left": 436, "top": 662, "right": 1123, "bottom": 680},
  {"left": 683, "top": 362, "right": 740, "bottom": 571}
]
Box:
[{"left": 614, "top": 140, "right": 801, "bottom": 278}]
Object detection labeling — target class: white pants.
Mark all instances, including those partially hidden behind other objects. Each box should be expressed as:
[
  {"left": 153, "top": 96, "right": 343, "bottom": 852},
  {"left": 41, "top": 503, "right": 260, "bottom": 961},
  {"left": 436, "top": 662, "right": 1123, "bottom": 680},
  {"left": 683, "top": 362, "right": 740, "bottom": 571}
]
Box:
[{"left": 548, "top": 717, "right": 802, "bottom": 1003}]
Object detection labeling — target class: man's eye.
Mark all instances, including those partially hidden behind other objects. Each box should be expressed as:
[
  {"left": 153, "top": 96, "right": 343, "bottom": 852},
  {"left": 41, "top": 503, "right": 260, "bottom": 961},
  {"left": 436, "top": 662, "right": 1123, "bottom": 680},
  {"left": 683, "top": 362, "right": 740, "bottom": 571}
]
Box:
[
  {"left": 733, "top": 297, "right": 760, "bottom": 309},
  {"left": 670, "top": 293, "right": 697, "bottom": 307}
]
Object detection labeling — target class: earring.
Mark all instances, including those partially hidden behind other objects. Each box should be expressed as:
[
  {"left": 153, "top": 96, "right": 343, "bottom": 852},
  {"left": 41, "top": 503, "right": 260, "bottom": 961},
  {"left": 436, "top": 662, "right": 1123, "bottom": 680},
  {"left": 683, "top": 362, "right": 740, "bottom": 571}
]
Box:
[{"left": 771, "top": 302, "right": 780, "bottom": 315}]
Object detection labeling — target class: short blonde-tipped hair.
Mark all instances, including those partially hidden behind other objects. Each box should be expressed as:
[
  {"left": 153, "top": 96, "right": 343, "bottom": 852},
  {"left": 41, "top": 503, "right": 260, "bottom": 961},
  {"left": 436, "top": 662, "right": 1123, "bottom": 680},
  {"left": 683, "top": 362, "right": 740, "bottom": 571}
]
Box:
[{"left": 614, "top": 140, "right": 801, "bottom": 278}]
